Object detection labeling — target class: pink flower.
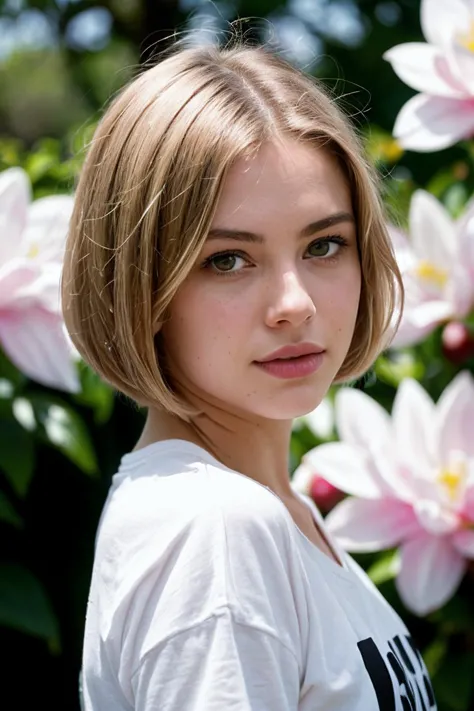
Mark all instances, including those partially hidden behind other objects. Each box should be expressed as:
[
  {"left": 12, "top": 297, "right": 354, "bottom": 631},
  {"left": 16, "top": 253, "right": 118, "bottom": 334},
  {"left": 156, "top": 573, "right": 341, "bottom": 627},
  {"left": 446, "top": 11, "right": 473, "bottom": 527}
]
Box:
[
  {"left": 390, "top": 190, "right": 474, "bottom": 347},
  {"left": 298, "top": 373, "right": 474, "bottom": 616},
  {"left": 0, "top": 168, "right": 79, "bottom": 391},
  {"left": 384, "top": 0, "right": 474, "bottom": 151}
]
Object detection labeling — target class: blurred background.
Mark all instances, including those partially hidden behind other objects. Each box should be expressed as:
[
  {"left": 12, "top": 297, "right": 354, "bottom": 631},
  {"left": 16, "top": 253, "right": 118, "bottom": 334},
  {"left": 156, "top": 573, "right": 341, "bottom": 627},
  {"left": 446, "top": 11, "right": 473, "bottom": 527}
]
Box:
[{"left": 2, "top": 1, "right": 474, "bottom": 709}]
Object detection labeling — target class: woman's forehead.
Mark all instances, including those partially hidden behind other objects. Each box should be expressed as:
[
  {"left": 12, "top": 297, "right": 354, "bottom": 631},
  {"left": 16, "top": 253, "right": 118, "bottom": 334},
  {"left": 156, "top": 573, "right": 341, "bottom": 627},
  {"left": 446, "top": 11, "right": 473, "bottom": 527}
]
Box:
[{"left": 212, "top": 140, "right": 353, "bottom": 227}]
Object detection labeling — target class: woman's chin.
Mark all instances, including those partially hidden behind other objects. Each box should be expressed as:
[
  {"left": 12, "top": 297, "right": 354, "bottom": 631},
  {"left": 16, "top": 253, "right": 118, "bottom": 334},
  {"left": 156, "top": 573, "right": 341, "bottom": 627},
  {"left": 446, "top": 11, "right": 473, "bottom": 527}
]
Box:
[{"left": 257, "top": 393, "right": 327, "bottom": 421}]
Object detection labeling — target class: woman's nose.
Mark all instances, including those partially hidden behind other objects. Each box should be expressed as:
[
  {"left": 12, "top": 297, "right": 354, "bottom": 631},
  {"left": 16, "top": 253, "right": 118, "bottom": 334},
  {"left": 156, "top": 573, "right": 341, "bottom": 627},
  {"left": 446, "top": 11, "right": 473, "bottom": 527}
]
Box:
[{"left": 264, "top": 270, "right": 316, "bottom": 328}]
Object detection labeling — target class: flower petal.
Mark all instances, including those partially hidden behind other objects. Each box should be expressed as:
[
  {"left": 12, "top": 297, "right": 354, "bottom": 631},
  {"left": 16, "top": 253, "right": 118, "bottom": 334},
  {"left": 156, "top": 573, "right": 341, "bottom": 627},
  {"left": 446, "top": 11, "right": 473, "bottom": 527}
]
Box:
[
  {"left": 303, "top": 442, "right": 384, "bottom": 499},
  {"left": 436, "top": 371, "right": 474, "bottom": 460},
  {"left": 0, "top": 260, "right": 38, "bottom": 308},
  {"left": 392, "top": 378, "right": 436, "bottom": 475},
  {"left": 421, "top": 0, "right": 470, "bottom": 48},
  {"left": 15, "top": 262, "right": 62, "bottom": 313},
  {"left": 291, "top": 460, "right": 315, "bottom": 496},
  {"left": 409, "top": 190, "right": 456, "bottom": 267},
  {"left": 388, "top": 225, "right": 417, "bottom": 273},
  {"left": 390, "top": 298, "right": 452, "bottom": 347},
  {"left": 463, "top": 482, "right": 474, "bottom": 521},
  {"left": 451, "top": 529, "right": 474, "bottom": 559},
  {"left": 299, "top": 398, "right": 334, "bottom": 440},
  {"left": 390, "top": 311, "right": 437, "bottom": 347},
  {"left": 326, "top": 497, "right": 420, "bottom": 552},
  {"left": 394, "top": 94, "right": 474, "bottom": 152},
  {"left": 335, "top": 386, "right": 391, "bottom": 449},
  {"left": 397, "top": 534, "right": 466, "bottom": 615},
  {"left": 335, "top": 387, "right": 403, "bottom": 495},
  {"left": 413, "top": 499, "right": 460, "bottom": 535},
  {"left": 456, "top": 198, "right": 474, "bottom": 281},
  {"left": 445, "top": 41, "right": 474, "bottom": 95},
  {"left": 23, "top": 195, "right": 74, "bottom": 264},
  {"left": 447, "top": 261, "right": 474, "bottom": 316},
  {"left": 383, "top": 43, "right": 465, "bottom": 97},
  {"left": 409, "top": 300, "right": 453, "bottom": 328},
  {"left": 0, "top": 167, "right": 30, "bottom": 266},
  {"left": 0, "top": 306, "right": 80, "bottom": 392}
]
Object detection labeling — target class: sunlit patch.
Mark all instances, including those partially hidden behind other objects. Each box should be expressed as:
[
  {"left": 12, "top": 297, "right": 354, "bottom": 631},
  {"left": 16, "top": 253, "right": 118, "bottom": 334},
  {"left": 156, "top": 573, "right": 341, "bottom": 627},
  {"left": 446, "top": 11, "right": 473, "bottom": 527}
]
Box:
[{"left": 415, "top": 260, "right": 448, "bottom": 289}]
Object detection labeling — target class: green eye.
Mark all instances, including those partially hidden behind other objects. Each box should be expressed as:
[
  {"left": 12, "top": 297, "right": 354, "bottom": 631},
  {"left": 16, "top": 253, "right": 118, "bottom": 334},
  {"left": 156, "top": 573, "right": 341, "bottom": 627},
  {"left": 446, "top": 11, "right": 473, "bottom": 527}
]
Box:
[
  {"left": 308, "top": 241, "right": 331, "bottom": 257},
  {"left": 211, "top": 254, "right": 239, "bottom": 271}
]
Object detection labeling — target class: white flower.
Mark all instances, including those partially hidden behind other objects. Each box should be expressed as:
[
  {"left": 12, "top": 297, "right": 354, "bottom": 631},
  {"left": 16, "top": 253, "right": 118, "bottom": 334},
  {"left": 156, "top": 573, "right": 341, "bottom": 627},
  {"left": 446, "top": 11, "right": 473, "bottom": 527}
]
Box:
[
  {"left": 300, "top": 373, "right": 474, "bottom": 616},
  {"left": 390, "top": 190, "right": 474, "bottom": 347},
  {"left": 384, "top": 0, "right": 474, "bottom": 151},
  {"left": 0, "top": 167, "right": 79, "bottom": 391}
]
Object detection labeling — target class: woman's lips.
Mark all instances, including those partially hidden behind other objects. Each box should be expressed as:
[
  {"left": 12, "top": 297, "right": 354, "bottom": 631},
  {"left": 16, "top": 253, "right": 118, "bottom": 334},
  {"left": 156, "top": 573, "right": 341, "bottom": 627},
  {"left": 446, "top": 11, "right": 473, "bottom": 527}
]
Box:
[{"left": 254, "top": 351, "right": 325, "bottom": 379}]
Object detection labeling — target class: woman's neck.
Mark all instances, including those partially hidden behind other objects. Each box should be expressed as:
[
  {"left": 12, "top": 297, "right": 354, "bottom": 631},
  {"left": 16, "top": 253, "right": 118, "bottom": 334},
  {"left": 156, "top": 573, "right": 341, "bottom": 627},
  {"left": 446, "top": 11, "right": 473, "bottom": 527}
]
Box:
[{"left": 134, "top": 405, "right": 295, "bottom": 499}]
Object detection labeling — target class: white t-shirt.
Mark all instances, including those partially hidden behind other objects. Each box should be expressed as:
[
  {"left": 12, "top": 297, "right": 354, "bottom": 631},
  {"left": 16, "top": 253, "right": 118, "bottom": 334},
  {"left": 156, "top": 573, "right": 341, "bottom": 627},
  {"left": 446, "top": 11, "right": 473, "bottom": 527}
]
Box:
[{"left": 82, "top": 439, "right": 437, "bottom": 711}]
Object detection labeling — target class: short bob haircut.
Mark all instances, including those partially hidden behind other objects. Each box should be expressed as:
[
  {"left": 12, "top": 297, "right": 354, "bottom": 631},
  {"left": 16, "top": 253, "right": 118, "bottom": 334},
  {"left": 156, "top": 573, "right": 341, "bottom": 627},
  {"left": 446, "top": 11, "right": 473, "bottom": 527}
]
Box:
[{"left": 61, "top": 39, "right": 403, "bottom": 420}]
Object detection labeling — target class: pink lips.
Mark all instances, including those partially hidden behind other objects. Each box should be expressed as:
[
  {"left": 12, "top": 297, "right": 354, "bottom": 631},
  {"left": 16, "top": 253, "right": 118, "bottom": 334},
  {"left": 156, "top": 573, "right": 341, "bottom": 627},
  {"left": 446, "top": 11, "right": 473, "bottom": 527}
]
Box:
[{"left": 255, "top": 342, "right": 325, "bottom": 379}]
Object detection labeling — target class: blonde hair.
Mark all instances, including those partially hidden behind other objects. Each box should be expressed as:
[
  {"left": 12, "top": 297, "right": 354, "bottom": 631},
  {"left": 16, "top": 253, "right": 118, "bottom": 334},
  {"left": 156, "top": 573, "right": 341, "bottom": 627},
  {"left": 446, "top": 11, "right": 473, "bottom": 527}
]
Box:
[{"left": 61, "top": 40, "right": 403, "bottom": 418}]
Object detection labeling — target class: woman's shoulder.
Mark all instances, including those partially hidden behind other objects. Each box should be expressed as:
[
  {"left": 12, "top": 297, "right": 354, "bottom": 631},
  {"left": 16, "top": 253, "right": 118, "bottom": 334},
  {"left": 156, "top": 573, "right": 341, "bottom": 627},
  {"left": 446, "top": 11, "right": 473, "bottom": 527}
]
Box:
[
  {"left": 102, "top": 439, "right": 294, "bottom": 548},
  {"left": 88, "top": 441, "right": 304, "bottom": 667}
]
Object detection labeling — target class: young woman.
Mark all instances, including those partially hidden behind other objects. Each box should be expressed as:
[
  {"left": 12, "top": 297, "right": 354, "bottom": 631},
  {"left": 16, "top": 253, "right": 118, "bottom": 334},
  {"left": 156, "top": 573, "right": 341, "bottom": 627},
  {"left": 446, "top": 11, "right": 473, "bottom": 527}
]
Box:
[{"left": 62, "top": 38, "right": 436, "bottom": 711}]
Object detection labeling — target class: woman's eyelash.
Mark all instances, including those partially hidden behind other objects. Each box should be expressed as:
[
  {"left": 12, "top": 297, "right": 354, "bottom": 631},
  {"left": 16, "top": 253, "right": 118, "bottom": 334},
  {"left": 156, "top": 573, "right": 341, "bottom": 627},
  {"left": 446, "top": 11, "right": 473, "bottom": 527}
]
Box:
[{"left": 307, "top": 234, "right": 349, "bottom": 252}]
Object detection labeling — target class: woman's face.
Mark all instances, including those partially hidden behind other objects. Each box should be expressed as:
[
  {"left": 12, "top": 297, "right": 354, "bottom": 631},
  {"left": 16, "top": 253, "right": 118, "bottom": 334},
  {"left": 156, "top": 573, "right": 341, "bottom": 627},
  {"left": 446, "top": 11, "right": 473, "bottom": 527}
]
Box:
[{"left": 161, "top": 138, "right": 361, "bottom": 420}]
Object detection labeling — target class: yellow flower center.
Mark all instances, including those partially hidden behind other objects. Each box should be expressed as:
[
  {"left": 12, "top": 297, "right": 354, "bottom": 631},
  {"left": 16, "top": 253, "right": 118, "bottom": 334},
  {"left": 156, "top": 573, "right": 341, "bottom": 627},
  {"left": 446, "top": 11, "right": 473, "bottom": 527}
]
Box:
[
  {"left": 415, "top": 260, "right": 448, "bottom": 289},
  {"left": 438, "top": 461, "right": 467, "bottom": 501},
  {"left": 27, "top": 243, "right": 39, "bottom": 259},
  {"left": 458, "top": 22, "right": 474, "bottom": 52}
]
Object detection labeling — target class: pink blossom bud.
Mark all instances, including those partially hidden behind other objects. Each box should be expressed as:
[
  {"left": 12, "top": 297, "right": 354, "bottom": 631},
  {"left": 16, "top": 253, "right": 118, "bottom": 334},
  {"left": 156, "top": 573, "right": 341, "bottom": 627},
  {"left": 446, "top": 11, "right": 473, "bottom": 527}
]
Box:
[
  {"left": 309, "top": 475, "right": 345, "bottom": 514},
  {"left": 441, "top": 322, "right": 474, "bottom": 365}
]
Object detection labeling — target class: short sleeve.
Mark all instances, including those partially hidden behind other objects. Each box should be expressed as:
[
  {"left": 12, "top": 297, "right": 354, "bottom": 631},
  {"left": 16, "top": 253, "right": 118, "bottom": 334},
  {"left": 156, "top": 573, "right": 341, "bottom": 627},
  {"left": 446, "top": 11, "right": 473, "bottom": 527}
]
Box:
[{"left": 132, "top": 606, "right": 300, "bottom": 711}]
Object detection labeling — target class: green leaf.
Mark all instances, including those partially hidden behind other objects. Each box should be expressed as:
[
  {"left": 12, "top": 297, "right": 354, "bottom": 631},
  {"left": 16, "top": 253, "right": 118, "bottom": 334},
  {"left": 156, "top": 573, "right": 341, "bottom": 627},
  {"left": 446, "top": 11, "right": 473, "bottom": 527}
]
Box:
[
  {"left": 0, "top": 347, "right": 26, "bottom": 388},
  {"left": 24, "top": 151, "right": 57, "bottom": 184},
  {"left": 426, "top": 166, "right": 461, "bottom": 199},
  {"left": 28, "top": 394, "right": 99, "bottom": 476},
  {"left": 0, "top": 418, "right": 35, "bottom": 497},
  {"left": 73, "top": 362, "right": 114, "bottom": 425},
  {"left": 367, "top": 549, "right": 400, "bottom": 586},
  {"left": 374, "top": 352, "right": 425, "bottom": 388},
  {"left": 429, "top": 594, "right": 474, "bottom": 635},
  {"left": 433, "top": 652, "right": 474, "bottom": 711},
  {"left": 423, "top": 637, "right": 448, "bottom": 679},
  {"left": 0, "top": 491, "right": 23, "bottom": 528},
  {"left": 0, "top": 378, "right": 14, "bottom": 399},
  {"left": 0, "top": 136, "right": 23, "bottom": 169},
  {"left": 0, "top": 563, "right": 60, "bottom": 649},
  {"left": 443, "top": 183, "right": 469, "bottom": 218}
]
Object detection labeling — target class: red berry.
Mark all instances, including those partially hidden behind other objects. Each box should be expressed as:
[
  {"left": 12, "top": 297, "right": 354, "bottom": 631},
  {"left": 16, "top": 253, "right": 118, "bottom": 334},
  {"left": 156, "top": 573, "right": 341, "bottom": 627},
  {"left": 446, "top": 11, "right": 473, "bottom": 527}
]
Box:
[
  {"left": 309, "top": 475, "right": 345, "bottom": 513},
  {"left": 442, "top": 322, "right": 474, "bottom": 365}
]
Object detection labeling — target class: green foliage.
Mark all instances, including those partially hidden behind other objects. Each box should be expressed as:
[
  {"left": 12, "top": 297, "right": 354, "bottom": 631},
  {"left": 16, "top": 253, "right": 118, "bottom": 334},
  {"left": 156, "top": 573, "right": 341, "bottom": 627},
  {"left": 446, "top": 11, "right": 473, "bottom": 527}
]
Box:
[{"left": 0, "top": 563, "right": 60, "bottom": 649}]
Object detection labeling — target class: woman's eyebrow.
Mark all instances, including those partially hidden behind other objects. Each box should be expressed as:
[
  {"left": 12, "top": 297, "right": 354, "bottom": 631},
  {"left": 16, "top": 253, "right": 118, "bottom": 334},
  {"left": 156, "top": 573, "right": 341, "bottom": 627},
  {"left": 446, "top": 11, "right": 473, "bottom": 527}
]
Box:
[{"left": 207, "top": 211, "right": 354, "bottom": 243}]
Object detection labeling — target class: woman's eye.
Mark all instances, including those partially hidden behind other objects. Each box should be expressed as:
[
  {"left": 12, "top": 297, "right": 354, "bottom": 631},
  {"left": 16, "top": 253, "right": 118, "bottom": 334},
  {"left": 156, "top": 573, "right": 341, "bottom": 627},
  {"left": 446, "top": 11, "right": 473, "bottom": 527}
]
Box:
[
  {"left": 208, "top": 253, "right": 246, "bottom": 273},
  {"left": 307, "top": 237, "right": 346, "bottom": 259},
  {"left": 308, "top": 241, "right": 331, "bottom": 257}
]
